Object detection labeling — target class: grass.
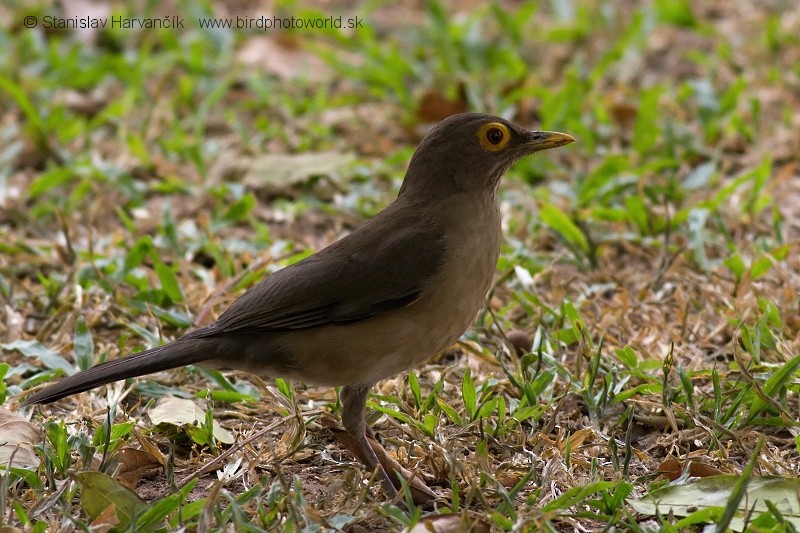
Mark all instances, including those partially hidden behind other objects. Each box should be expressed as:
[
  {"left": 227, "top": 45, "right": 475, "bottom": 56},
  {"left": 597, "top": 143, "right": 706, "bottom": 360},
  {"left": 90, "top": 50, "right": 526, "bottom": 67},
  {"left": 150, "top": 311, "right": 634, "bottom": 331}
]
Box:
[{"left": 2, "top": 0, "right": 800, "bottom": 531}]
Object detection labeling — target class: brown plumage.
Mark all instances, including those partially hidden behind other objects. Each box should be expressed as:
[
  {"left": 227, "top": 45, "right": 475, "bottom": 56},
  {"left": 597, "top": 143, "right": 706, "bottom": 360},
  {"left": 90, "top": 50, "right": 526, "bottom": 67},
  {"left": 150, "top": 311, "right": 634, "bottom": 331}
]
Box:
[{"left": 22, "top": 113, "right": 574, "bottom": 496}]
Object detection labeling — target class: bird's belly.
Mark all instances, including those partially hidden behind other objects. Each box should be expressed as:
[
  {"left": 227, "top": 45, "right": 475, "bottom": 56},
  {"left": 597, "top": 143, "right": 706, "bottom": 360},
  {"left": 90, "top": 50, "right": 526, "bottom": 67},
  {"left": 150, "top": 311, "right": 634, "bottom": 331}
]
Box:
[{"left": 275, "top": 290, "right": 484, "bottom": 385}]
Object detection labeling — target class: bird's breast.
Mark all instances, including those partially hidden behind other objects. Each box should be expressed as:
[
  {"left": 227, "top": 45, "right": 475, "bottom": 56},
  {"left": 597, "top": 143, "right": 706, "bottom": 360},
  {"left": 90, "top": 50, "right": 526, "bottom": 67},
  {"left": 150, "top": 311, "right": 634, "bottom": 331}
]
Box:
[{"left": 271, "top": 193, "right": 502, "bottom": 386}]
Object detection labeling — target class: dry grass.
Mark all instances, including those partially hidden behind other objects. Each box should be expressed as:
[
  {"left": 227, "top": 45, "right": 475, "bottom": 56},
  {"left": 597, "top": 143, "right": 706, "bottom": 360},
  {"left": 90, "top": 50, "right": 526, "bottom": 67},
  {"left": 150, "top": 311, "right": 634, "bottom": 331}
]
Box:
[{"left": 1, "top": 0, "right": 800, "bottom": 531}]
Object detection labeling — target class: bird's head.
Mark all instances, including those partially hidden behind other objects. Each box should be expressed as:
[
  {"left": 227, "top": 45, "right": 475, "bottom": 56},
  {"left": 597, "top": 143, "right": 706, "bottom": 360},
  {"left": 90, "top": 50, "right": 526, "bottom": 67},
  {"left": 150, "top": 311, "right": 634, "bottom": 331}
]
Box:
[{"left": 400, "top": 113, "right": 575, "bottom": 199}]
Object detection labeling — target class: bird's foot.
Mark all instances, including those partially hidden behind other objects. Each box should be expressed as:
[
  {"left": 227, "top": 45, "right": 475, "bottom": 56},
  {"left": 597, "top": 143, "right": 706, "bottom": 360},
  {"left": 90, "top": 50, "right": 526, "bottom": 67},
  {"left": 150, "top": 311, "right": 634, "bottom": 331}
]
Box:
[{"left": 330, "top": 427, "right": 436, "bottom": 504}]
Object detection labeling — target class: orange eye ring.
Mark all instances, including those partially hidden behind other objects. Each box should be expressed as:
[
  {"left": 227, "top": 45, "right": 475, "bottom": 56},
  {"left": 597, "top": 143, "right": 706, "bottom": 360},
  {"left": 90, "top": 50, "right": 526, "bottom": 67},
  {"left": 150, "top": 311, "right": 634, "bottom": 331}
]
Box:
[{"left": 477, "top": 122, "right": 510, "bottom": 152}]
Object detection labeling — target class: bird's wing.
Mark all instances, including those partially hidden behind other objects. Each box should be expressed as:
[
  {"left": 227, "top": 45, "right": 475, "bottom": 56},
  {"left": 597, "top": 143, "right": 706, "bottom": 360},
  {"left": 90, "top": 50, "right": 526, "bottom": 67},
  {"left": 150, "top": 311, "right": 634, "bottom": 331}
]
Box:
[{"left": 202, "top": 207, "right": 446, "bottom": 334}]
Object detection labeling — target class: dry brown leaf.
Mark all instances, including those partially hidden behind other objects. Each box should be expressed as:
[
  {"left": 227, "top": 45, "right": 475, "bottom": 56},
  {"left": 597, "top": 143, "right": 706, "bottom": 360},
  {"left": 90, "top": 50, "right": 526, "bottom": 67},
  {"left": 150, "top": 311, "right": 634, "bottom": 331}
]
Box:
[
  {"left": 112, "top": 448, "right": 163, "bottom": 489},
  {"left": 0, "top": 406, "right": 41, "bottom": 469},
  {"left": 608, "top": 100, "right": 638, "bottom": 130},
  {"left": 131, "top": 427, "right": 167, "bottom": 466},
  {"left": 497, "top": 471, "right": 523, "bottom": 489},
  {"left": 560, "top": 427, "right": 595, "bottom": 452},
  {"left": 416, "top": 88, "right": 468, "bottom": 124},
  {"left": 658, "top": 458, "right": 727, "bottom": 481}
]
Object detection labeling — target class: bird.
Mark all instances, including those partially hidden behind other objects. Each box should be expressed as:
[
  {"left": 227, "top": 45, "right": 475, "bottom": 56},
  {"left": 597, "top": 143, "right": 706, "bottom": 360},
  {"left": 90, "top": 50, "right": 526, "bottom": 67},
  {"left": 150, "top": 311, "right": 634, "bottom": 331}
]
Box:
[{"left": 21, "top": 113, "right": 574, "bottom": 497}]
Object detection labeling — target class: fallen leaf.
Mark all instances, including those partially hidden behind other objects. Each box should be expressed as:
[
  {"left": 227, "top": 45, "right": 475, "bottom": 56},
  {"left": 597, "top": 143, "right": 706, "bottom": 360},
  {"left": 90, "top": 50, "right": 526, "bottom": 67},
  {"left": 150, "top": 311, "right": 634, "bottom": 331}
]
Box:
[
  {"left": 75, "top": 471, "right": 146, "bottom": 530},
  {"left": 416, "top": 87, "right": 468, "bottom": 123},
  {"left": 112, "top": 448, "right": 164, "bottom": 489},
  {"left": 657, "top": 458, "right": 726, "bottom": 481},
  {"left": 630, "top": 475, "right": 800, "bottom": 532},
  {"left": 240, "top": 152, "right": 355, "bottom": 191},
  {"left": 608, "top": 100, "right": 638, "bottom": 130},
  {"left": 148, "top": 395, "right": 200, "bottom": 426},
  {"left": 131, "top": 427, "right": 167, "bottom": 465},
  {"left": 559, "top": 427, "right": 594, "bottom": 452},
  {"left": 497, "top": 471, "right": 523, "bottom": 489},
  {"left": 149, "top": 395, "right": 234, "bottom": 445},
  {"left": 0, "top": 406, "right": 41, "bottom": 469}
]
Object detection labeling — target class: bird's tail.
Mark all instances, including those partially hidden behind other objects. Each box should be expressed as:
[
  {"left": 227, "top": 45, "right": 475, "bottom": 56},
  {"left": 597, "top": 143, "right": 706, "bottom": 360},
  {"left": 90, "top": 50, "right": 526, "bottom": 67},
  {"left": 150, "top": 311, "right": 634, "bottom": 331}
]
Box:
[{"left": 21, "top": 339, "right": 212, "bottom": 406}]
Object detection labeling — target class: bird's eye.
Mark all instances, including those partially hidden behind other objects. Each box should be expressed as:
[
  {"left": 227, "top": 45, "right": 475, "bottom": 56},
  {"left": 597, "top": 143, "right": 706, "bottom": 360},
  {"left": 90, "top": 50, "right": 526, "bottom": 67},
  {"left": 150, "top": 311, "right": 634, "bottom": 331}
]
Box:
[
  {"left": 486, "top": 128, "right": 504, "bottom": 145},
  {"left": 477, "top": 122, "right": 510, "bottom": 152}
]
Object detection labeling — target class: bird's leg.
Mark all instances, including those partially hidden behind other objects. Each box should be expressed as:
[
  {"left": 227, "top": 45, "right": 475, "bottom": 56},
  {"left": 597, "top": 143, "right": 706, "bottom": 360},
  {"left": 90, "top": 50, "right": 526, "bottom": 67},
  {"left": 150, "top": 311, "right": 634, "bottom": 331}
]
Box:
[{"left": 340, "top": 383, "right": 398, "bottom": 497}]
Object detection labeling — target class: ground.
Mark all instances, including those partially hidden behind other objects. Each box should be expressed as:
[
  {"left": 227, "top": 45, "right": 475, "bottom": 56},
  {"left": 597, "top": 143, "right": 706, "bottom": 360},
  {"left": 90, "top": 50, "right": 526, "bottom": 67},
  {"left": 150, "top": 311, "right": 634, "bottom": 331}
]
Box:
[{"left": 1, "top": 0, "right": 799, "bottom": 531}]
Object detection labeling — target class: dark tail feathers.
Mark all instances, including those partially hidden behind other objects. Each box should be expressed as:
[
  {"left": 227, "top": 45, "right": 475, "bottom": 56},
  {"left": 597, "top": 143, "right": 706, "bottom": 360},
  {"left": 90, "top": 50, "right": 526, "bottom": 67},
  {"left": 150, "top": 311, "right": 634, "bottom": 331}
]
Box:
[{"left": 21, "top": 339, "right": 212, "bottom": 406}]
